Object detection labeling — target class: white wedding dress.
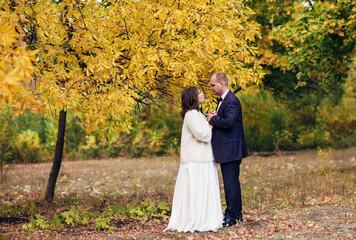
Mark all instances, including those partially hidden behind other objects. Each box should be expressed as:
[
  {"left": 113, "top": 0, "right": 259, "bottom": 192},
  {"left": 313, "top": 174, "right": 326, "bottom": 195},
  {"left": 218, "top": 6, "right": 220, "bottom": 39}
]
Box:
[{"left": 164, "top": 110, "right": 223, "bottom": 232}]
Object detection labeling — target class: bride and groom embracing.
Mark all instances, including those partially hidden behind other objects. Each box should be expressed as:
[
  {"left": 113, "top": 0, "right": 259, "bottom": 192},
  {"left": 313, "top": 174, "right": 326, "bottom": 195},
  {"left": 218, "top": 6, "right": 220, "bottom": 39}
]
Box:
[{"left": 164, "top": 72, "right": 248, "bottom": 232}]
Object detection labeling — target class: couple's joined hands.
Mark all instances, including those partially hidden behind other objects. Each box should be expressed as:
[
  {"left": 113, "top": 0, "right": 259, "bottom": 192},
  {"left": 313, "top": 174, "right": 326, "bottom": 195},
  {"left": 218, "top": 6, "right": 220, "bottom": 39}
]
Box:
[{"left": 207, "top": 110, "right": 217, "bottom": 123}]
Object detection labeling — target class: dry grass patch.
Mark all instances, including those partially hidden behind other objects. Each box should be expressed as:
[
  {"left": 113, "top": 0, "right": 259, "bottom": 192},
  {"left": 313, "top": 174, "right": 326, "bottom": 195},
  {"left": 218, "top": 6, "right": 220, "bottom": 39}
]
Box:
[
  {"left": 241, "top": 148, "right": 356, "bottom": 208},
  {"left": 0, "top": 148, "right": 355, "bottom": 239}
]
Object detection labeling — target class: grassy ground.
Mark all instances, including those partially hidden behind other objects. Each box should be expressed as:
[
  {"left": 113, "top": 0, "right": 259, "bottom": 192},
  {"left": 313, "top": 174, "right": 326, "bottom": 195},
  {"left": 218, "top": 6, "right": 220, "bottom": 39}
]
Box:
[{"left": 0, "top": 148, "right": 355, "bottom": 239}]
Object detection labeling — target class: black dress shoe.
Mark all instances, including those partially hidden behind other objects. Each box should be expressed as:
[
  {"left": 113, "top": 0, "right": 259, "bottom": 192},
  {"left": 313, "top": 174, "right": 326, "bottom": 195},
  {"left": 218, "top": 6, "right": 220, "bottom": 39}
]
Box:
[{"left": 222, "top": 218, "right": 237, "bottom": 227}]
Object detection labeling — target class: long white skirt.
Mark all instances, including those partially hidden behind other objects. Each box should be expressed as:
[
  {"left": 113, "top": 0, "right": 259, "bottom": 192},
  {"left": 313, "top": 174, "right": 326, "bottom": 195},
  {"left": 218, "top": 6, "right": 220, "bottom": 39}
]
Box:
[{"left": 164, "top": 161, "right": 223, "bottom": 232}]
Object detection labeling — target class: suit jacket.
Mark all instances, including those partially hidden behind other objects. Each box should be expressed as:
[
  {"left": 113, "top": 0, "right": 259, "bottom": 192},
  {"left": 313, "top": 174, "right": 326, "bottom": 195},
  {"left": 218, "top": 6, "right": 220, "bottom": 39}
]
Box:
[
  {"left": 209, "top": 91, "right": 248, "bottom": 163},
  {"left": 180, "top": 110, "right": 215, "bottom": 164}
]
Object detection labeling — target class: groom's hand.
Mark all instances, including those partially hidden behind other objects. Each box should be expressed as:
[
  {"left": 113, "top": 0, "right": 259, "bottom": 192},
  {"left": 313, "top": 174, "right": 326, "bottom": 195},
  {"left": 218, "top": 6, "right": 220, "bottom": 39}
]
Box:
[{"left": 207, "top": 111, "right": 217, "bottom": 122}]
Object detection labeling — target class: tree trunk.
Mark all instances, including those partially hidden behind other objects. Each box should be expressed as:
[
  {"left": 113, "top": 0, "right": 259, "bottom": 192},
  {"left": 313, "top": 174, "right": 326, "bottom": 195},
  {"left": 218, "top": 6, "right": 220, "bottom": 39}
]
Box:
[{"left": 45, "top": 110, "right": 67, "bottom": 203}]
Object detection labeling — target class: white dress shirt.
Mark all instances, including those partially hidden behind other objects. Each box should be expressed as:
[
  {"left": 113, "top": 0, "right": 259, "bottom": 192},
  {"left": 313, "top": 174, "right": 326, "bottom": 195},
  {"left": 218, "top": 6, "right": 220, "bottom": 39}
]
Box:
[{"left": 217, "top": 89, "right": 230, "bottom": 112}]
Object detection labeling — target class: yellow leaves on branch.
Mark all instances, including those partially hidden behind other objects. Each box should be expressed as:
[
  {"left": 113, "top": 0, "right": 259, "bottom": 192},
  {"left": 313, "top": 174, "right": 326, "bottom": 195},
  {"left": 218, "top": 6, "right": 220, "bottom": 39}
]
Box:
[
  {"left": 0, "top": 11, "right": 38, "bottom": 111},
  {"left": 11, "top": 0, "right": 264, "bottom": 130},
  {"left": 116, "top": 0, "right": 263, "bottom": 86}
]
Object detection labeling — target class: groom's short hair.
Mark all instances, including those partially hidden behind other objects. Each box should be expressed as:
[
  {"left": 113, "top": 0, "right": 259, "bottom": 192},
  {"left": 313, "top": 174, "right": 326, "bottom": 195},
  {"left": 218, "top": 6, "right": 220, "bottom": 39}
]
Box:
[{"left": 214, "top": 72, "right": 229, "bottom": 85}]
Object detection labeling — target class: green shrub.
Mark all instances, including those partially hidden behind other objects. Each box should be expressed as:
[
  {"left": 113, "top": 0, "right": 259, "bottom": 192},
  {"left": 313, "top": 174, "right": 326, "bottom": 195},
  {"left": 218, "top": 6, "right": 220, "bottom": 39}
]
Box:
[
  {"left": 103, "top": 105, "right": 181, "bottom": 158},
  {"left": 79, "top": 135, "right": 101, "bottom": 159},
  {"left": 14, "top": 130, "right": 41, "bottom": 163}
]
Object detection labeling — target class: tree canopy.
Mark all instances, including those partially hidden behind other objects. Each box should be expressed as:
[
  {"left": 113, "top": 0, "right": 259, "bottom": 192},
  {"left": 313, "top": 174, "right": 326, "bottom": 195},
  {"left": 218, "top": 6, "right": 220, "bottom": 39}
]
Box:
[
  {"left": 247, "top": 0, "right": 355, "bottom": 106},
  {"left": 4, "top": 0, "right": 264, "bottom": 132}
]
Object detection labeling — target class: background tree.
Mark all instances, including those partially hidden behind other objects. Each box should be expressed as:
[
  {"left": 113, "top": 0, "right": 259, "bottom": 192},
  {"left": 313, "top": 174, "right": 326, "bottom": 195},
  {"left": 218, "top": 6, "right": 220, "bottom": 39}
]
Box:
[
  {"left": 6, "top": 0, "right": 264, "bottom": 202},
  {"left": 247, "top": 0, "right": 355, "bottom": 110}
]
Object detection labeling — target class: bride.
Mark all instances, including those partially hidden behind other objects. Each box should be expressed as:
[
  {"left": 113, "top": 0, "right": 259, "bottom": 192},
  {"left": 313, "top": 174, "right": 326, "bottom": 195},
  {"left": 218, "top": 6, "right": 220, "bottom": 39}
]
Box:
[{"left": 164, "top": 87, "right": 223, "bottom": 232}]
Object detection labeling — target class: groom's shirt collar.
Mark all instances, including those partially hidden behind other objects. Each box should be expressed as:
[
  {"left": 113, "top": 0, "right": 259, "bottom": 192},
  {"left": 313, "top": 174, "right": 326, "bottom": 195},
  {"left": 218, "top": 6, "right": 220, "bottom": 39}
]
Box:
[
  {"left": 221, "top": 89, "right": 229, "bottom": 100},
  {"left": 217, "top": 89, "right": 229, "bottom": 112}
]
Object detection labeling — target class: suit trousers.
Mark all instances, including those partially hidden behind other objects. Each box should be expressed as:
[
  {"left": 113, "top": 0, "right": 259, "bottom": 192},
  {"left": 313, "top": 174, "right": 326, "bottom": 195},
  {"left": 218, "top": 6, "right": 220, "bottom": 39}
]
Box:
[{"left": 220, "top": 159, "right": 242, "bottom": 220}]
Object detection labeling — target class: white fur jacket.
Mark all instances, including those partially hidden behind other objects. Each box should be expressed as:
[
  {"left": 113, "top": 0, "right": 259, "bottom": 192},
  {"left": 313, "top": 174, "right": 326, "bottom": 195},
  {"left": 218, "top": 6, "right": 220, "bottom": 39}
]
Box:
[{"left": 180, "top": 110, "right": 215, "bottom": 164}]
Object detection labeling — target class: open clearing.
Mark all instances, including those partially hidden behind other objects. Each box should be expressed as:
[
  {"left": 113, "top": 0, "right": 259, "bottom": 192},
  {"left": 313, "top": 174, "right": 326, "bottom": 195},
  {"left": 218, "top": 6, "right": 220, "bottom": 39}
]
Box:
[{"left": 1, "top": 148, "right": 355, "bottom": 239}]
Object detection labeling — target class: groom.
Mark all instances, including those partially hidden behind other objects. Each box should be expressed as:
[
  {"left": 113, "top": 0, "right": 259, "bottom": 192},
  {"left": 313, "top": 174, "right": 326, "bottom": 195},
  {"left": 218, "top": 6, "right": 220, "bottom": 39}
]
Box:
[{"left": 207, "top": 72, "right": 248, "bottom": 227}]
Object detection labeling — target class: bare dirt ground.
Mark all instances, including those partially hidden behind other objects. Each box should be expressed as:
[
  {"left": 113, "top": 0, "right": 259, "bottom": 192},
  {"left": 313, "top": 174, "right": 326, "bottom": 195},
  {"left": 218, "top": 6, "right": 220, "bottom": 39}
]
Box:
[{"left": 0, "top": 148, "right": 355, "bottom": 239}]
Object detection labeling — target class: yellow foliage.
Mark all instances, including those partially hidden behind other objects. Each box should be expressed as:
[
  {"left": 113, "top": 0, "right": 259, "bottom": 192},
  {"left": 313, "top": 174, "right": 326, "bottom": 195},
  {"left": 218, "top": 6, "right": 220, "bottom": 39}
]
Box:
[
  {"left": 6, "top": 0, "right": 264, "bottom": 131},
  {"left": 0, "top": 10, "right": 39, "bottom": 112}
]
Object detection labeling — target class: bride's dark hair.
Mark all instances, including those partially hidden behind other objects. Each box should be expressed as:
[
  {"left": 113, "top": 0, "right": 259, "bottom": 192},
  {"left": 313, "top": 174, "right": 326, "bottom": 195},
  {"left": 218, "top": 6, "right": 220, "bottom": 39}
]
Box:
[{"left": 180, "top": 87, "right": 200, "bottom": 118}]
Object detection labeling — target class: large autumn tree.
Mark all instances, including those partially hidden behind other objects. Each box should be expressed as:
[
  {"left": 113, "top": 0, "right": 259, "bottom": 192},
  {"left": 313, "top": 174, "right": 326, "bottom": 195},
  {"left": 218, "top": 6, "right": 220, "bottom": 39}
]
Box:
[{"left": 4, "top": 0, "right": 264, "bottom": 202}]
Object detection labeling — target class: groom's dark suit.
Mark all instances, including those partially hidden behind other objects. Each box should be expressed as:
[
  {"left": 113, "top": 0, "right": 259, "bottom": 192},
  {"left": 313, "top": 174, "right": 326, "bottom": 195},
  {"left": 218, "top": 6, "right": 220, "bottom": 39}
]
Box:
[{"left": 209, "top": 90, "right": 248, "bottom": 220}]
